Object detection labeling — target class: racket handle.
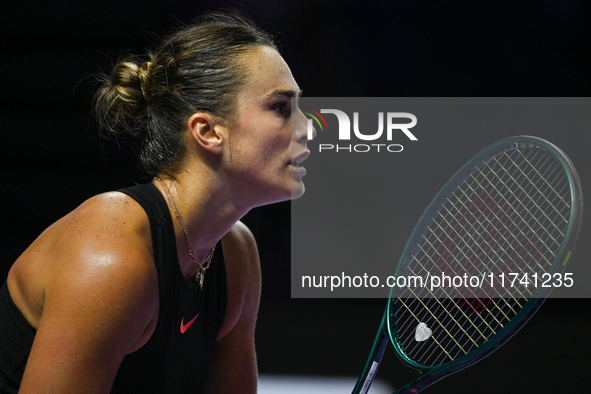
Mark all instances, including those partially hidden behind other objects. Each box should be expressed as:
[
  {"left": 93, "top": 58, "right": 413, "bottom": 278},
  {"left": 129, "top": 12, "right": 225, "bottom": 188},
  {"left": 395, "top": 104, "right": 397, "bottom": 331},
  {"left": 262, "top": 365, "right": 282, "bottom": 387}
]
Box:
[
  {"left": 393, "top": 374, "right": 441, "bottom": 394},
  {"left": 352, "top": 310, "right": 389, "bottom": 394}
]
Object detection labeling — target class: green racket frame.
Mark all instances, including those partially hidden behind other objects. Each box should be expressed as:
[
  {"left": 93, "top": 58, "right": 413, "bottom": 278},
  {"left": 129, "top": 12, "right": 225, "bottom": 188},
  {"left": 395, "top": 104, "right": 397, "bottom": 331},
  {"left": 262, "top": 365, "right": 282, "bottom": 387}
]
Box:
[{"left": 352, "top": 136, "right": 583, "bottom": 394}]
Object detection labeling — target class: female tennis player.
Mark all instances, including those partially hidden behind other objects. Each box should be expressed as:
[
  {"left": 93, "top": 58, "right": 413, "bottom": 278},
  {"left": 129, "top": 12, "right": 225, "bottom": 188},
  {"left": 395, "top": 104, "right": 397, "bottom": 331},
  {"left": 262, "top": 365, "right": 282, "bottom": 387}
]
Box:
[{"left": 0, "top": 12, "right": 311, "bottom": 394}]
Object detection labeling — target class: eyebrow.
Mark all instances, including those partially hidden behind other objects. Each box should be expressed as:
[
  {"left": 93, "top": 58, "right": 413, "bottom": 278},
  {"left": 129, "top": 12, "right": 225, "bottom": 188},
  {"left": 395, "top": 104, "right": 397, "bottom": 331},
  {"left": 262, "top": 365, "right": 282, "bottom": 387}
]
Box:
[{"left": 264, "top": 88, "right": 303, "bottom": 100}]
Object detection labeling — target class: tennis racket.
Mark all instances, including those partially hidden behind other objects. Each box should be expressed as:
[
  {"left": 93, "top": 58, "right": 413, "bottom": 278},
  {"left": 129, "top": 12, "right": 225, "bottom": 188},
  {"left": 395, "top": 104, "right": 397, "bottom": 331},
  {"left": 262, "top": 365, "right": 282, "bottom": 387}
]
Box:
[{"left": 352, "top": 136, "right": 583, "bottom": 394}]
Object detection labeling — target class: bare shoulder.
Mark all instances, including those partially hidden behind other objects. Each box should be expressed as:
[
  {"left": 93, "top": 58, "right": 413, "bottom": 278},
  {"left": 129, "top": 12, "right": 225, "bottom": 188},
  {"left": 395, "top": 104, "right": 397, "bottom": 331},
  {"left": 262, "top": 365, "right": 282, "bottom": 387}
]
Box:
[
  {"left": 221, "top": 221, "right": 261, "bottom": 287},
  {"left": 44, "top": 190, "right": 157, "bottom": 293},
  {"left": 9, "top": 191, "right": 161, "bottom": 392},
  {"left": 217, "top": 221, "right": 261, "bottom": 339},
  {"left": 221, "top": 221, "right": 259, "bottom": 265},
  {"left": 11, "top": 191, "right": 163, "bottom": 392},
  {"left": 8, "top": 191, "right": 158, "bottom": 335}
]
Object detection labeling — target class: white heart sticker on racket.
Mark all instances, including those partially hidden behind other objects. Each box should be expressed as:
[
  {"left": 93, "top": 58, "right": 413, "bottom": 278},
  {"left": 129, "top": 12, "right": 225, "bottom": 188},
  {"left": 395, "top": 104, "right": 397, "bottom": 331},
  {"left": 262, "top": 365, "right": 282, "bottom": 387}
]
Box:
[{"left": 415, "top": 323, "right": 432, "bottom": 342}]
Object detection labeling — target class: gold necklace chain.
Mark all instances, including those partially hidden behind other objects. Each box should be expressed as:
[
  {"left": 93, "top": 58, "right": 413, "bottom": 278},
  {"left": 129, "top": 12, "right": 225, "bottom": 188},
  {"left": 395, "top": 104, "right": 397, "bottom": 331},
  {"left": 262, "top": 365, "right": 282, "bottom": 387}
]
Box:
[{"left": 154, "top": 176, "right": 215, "bottom": 289}]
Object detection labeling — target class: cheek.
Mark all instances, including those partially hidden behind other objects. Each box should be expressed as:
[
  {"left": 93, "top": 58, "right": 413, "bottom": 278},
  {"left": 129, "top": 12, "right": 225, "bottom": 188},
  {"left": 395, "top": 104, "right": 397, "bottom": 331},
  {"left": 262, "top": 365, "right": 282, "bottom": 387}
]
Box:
[
  {"left": 229, "top": 135, "right": 276, "bottom": 172},
  {"left": 230, "top": 114, "right": 290, "bottom": 169},
  {"left": 246, "top": 134, "right": 288, "bottom": 165}
]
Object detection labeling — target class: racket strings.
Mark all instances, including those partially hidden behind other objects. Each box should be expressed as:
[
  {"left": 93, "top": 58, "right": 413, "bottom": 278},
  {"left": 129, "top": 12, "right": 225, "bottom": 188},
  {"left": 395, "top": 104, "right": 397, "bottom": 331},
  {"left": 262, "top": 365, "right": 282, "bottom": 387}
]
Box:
[
  {"left": 515, "top": 149, "right": 571, "bottom": 208},
  {"left": 421, "top": 211, "right": 520, "bottom": 317},
  {"left": 398, "top": 211, "right": 520, "bottom": 361},
  {"left": 436, "top": 151, "right": 567, "bottom": 299},
  {"left": 420, "top": 222, "right": 524, "bottom": 302},
  {"left": 408, "top": 250, "right": 502, "bottom": 336},
  {"left": 454, "top": 181, "right": 543, "bottom": 292},
  {"left": 465, "top": 148, "right": 569, "bottom": 272},
  {"left": 402, "top": 257, "right": 505, "bottom": 346},
  {"left": 414, "top": 234, "right": 513, "bottom": 326},
  {"left": 499, "top": 147, "right": 570, "bottom": 232},
  {"left": 397, "top": 298, "right": 456, "bottom": 362},
  {"left": 426, "top": 184, "right": 532, "bottom": 306},
  {"left": 396, "top": 297, "right": 525, "bottom": 366},
  {"left": 397, "top": 298, "right": 456, "bottom": 361},
  {"left": 477, "top": 157, "right": 564, "bottom": 248},
  {"left": 392, "top": 144, "right": 571, "bottom": 367},
  {"left": 467, "top": 168, "right": 555, "bottom": 266},
  {"left": 433, "top": 199, "right": 525, "bottom": 307}
]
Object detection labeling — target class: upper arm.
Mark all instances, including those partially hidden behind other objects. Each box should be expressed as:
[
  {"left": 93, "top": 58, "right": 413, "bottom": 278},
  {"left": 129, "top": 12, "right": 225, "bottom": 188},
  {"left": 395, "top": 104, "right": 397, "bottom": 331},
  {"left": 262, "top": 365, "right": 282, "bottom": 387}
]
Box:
[
  {"left": 17, "top": 194, "right": 159, "bottom": 394},
  {"left": 205, "top": 221, "right": 261, "bottom": 394}
]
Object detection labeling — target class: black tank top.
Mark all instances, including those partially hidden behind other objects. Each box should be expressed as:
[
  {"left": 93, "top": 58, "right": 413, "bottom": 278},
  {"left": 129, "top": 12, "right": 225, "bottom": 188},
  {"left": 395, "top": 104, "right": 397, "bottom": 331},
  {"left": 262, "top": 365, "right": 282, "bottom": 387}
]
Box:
[
  {"left": 0, "top": 283, "right": 36, "bottom": 393},
  {"left": 0, "top": 183, "right": 227, "bottom": 393},
  {"left": 112, "top": 183, "right": 227, "bottom": 392}
]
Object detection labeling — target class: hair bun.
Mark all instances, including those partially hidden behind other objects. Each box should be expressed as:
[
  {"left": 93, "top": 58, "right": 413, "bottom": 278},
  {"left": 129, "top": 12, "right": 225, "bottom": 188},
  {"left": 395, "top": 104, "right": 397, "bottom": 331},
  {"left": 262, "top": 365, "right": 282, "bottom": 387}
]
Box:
[{"left": 93, "top": 58, "right": 150, "bottom": 139}]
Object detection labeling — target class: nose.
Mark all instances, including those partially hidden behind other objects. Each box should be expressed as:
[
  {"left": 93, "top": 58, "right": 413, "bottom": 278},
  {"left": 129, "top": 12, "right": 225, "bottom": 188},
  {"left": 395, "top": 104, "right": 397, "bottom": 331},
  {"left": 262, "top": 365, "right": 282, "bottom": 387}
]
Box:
[{"left": 292, "top": 110, "right": 316, "bottom": 142}]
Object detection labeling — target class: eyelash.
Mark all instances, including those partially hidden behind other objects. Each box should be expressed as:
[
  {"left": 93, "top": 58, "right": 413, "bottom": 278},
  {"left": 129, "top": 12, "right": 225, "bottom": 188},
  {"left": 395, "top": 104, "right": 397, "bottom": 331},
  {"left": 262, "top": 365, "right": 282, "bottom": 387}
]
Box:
[{"left": 273, "top": 102, "right": 290, "bottom": 116}]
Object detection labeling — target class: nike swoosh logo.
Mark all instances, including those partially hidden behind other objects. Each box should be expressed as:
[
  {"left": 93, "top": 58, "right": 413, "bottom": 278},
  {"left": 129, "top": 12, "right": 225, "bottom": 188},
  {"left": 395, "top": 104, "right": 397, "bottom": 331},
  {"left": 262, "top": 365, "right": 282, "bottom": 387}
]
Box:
[{"left": 180, "top": 313, "right": 200, "bottom": 334}]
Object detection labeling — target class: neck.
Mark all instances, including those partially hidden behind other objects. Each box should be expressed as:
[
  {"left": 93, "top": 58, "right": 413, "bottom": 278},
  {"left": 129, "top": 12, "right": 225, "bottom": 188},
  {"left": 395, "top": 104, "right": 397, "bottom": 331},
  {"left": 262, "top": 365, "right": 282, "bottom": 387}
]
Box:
[{"left": 154, "top": 166, "right": 250, "bottom": 265}]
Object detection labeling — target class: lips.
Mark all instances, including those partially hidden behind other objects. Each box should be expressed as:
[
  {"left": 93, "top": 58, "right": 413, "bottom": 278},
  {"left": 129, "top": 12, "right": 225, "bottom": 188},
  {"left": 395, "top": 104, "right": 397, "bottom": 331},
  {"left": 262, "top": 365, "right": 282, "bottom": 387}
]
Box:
[
  {"left": 289, "top": 150, "right": 309, "bottom": 178},
  {"left": 290, "top": 150, "right": 310, "bottom": 167}
]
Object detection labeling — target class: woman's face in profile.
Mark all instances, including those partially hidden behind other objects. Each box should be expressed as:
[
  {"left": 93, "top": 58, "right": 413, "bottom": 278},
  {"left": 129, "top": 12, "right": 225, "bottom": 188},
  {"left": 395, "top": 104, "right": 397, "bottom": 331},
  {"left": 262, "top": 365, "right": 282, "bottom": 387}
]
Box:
[{"left": 225, "top": 46, "right": 311, "bottom": 205}]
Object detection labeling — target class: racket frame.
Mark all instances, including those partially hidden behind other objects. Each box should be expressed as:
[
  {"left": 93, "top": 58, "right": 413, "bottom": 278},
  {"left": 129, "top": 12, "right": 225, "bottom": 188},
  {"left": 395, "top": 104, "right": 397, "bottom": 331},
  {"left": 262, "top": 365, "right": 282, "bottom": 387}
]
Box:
[{"left": 352, "top": 136, "right": 583, "bottom": 394}]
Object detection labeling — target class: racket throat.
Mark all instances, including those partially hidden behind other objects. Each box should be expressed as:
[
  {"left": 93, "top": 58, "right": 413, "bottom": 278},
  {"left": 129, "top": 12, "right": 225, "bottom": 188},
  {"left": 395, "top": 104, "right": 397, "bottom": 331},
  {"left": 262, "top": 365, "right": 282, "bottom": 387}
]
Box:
[{"left": 352, "top": 312, "right": 389, "bottom": 394}]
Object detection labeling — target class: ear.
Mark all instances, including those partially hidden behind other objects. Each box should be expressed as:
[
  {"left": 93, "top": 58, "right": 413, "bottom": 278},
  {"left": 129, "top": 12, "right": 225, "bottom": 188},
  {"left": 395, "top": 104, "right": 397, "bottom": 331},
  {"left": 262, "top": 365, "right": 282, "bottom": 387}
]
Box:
[{"left": 186, "top": 112, "right": 226, "bottom": 154}]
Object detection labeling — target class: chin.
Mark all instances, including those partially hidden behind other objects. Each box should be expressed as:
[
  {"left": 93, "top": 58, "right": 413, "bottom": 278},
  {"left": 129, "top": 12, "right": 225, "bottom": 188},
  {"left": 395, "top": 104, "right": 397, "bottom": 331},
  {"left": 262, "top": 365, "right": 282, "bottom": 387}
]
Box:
[{"left": 290, "top": 180, "right": 306, "bottom": 200}]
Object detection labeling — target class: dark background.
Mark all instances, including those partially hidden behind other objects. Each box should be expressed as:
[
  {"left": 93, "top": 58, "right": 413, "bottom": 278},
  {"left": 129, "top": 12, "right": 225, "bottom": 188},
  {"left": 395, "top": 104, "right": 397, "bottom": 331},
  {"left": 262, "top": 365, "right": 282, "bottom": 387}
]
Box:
[{"left": 1, "top": 0, "right": 590, "bottom": 392}]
